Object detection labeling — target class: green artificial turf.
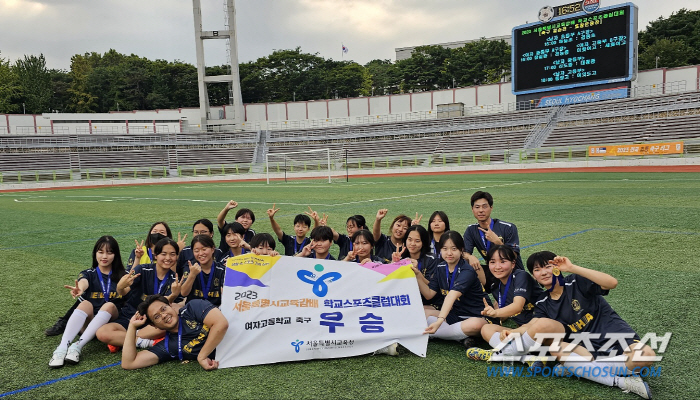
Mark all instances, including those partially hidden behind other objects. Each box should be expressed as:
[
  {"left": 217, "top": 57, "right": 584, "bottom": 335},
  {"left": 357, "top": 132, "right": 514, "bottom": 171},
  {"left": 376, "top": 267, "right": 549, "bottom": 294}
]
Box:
[{"left": 0, "top": 172, "right": 698, "bottom": 399}]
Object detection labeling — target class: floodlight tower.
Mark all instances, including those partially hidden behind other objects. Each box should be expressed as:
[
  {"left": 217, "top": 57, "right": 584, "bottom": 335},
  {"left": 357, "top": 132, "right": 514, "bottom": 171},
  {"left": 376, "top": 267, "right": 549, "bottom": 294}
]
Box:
[{"left": 192, "top": 0, "right": 244, "bottom": 131}]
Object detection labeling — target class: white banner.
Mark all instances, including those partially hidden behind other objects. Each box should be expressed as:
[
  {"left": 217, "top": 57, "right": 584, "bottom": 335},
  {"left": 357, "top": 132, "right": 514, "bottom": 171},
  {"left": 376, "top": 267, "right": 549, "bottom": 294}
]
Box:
[{"left": 216, "top": 254, "right": 429, "bottom": 368}]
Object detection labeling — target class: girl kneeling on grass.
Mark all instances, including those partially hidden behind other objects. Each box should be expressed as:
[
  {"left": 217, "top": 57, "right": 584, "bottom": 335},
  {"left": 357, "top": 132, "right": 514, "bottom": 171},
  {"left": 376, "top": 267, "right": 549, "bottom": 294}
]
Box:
[
  {"left": 49, "top": 236, "right": 126, "bottom": 368},
  {"left": 413, "top": 231, "right": 495, "bottom": 349},
  {"left": 96, "top": 238, "right": 183, "bottom": 352}
]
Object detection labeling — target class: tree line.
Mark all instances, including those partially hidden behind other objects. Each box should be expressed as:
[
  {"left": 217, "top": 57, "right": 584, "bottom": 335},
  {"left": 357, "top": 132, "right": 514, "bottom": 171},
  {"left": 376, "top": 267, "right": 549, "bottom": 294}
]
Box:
[{"left": 0, "top": 8, "right": 697, "bottom": 114}]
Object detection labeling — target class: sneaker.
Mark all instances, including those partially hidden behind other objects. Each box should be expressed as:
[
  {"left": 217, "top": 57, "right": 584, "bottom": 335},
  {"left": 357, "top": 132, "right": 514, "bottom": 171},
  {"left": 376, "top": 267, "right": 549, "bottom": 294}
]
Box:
[
  {"left": 45, "top": 318, "right": 67, "bottom": 336},
  {"left": 617, "top": 375, "right": 652, "bottom": 399},
  {"left": 107, "top": 344, "right": 122, "bottom": 353},
  {"left": 49, "top": 349, "right": 66, "bottom": 368},
  {"left": 65, "top": 343, "right": 81, "bottom": 365},
  {"left": 525, "top": 356, "right": 549, "bottom": 375},
  {"left": 461, "top": 336, "right": 479, "bottom": 350},
  {"left": 466, "top": 347, "right": 494, "bottom": 362},
  {"left": 373, "top": 343, "right": 398, "bottom": 356}
]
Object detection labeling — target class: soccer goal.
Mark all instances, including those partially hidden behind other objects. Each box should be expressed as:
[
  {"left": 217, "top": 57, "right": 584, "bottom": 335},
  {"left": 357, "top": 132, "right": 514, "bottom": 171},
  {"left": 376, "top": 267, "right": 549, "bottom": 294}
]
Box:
[{"left": 265, "top": 148, "right": 346, "bottom": 184}]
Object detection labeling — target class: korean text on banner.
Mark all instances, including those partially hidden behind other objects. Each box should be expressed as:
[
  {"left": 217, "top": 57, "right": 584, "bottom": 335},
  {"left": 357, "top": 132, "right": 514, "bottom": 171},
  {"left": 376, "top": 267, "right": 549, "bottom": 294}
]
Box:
[
  {"left": 588, "top": 141, "right": 683, "bottom": 157},
  {"left": 216, "top": 254, "right": 429, "bottom": 368}
]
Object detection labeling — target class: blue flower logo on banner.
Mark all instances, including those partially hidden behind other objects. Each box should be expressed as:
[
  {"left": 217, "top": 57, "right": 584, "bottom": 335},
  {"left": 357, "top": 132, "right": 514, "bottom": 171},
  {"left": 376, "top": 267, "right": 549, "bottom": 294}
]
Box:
[
  {"left": 297, "top": 264, "right": 342, "bottom": 297},
  {"left": 291, "top": 339, "right": 304, "bottom": 353}
]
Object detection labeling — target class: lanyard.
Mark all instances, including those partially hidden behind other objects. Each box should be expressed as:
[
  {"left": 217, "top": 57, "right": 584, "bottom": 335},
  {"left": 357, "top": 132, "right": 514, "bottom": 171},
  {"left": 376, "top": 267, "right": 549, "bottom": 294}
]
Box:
[
  {"left": 147, "top": 248, "right": 153, "bottom": 263},
  {"left": 478, "top": 219, "right": 495, "bottom": 252},
  {"left": 164, "top": 317, "right": 183, "bottom": 360},
  {"left": 444, "top": 264, "right": 459, "bottom": 290},
  {"left": 153, "top": 270, "right": 170, "bottom": 295},
  {"left": 294, "top": 237, "right": 308, "bottom": 254},
  {"left": 96, "top": 268, "right": 112, "bottom": 301},
  {"left": 431, "top": 239, "right": 438, "bottom": 256},
  {"left": 198, "top": 267, "right": 215, "bottom": 300},
  {"left": 348, "top": 240, "right": 353, "bottom": 252},
  {"left": 498, "top": 273, "right": 513, "bottom": 308}
]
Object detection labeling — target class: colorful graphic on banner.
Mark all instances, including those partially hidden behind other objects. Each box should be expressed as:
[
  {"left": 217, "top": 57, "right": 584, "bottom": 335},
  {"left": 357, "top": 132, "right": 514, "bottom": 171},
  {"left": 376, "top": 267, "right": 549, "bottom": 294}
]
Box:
[
  {"left": 216, "top": 254, "right": 429, "bottom": 368},
  {"left": 588, "top": 142, "right": 683, "bottom": 156}
]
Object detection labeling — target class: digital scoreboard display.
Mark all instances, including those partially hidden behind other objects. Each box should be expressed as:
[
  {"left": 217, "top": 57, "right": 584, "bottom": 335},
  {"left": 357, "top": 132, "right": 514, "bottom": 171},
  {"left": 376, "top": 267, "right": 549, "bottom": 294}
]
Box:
[{"left": 512, "top": 3, "right": 637, "bottom": 95}]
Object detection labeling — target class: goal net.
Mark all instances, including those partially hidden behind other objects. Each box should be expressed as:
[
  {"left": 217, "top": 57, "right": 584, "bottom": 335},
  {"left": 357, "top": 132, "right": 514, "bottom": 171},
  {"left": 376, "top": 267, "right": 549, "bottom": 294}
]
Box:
[{"left": 265, "top": 148, "right": 346, "bottom": 184}]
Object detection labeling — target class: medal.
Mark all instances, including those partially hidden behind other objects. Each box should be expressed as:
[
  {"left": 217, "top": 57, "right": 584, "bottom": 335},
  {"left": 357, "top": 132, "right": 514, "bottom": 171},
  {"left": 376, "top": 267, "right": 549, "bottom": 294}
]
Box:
[{"left": 552, "top": 267, "right": 560, "bottom": 276}]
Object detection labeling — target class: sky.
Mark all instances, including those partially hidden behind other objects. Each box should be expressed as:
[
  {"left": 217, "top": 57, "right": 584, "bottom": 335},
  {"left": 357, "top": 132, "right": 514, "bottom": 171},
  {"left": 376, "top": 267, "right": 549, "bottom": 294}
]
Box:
[{"left": 0, "top": 0, "right": 697, "bottom": 70}]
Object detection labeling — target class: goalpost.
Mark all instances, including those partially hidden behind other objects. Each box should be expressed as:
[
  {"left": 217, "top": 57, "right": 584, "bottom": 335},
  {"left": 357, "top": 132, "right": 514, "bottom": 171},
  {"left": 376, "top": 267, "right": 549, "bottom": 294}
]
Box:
[{"left": 265, "top": 148, "right": 346, "bottom": 184}]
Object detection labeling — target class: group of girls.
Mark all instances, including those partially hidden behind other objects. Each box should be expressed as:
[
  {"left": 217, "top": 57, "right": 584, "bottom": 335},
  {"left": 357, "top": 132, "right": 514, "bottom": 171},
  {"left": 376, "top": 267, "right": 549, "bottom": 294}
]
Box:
[{"left": 46, "top": 200, "right": 656, "bottom": 398}]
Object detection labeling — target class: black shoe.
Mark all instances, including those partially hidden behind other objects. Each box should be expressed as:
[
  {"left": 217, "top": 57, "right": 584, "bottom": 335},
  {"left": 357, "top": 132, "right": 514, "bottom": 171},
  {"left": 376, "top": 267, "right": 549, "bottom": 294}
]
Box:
[
  {"left": 461, "top": 336, "right": 479, "bottom": 350},
  {"left": 45, "top": 318, "right": 67, "bottom": 336}
]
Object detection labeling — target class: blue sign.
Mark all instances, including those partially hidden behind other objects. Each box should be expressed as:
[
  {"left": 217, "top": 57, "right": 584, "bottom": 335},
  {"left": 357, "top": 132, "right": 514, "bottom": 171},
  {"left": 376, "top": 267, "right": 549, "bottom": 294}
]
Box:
[
  {"left": 583, "top": 0, "right": 601, "bottom": 14},
  {"left": 537, "top": 86, "right": 628, "bottom": 107}
]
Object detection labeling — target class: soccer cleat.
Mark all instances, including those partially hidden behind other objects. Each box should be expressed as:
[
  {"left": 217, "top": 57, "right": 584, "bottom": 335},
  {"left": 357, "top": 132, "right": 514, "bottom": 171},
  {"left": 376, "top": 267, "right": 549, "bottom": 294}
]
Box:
[
  {"left": 466, "top": 347, "right": 494, "bottom": 362},
  {"left": 45, "top": 318, "right": 67, "bottom": 336},
  {"left": 461, "top": 336, "right": 479, "bottom": 350},
  {"left": 617, "top": 375, "right": 652, "bottom": 399},
  {"left": 525, "top": 356, "right": 549, "bottom": 374},
  {"left": 49, "top": 349, "right": 67, "bottom": 368},
  {"left": 107, "top": 344, "right": 122, "bottom": 353},
  {"left": 65, "top": 343, "right": 81, "bottom": 365},
  {"left": 373, "top": 343, "right": 398, "bottom": 356}
]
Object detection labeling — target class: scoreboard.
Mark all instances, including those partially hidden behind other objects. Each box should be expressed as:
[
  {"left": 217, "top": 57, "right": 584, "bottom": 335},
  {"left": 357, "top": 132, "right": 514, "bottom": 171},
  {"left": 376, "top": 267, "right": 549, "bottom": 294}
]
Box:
[{"left": 512, "top": 2, "right": 638, "bottom": 95}]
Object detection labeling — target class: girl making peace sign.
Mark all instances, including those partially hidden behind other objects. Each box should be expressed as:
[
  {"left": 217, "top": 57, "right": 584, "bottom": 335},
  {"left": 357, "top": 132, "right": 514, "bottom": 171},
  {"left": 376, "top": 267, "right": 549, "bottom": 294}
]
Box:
[{"left": 49, "top": 236, "right": 127, "bottom": 368}]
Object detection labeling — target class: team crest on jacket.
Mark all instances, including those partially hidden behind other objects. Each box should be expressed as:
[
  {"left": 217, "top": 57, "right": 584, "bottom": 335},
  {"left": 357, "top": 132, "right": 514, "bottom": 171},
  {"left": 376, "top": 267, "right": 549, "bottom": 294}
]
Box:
[
  {"left": 214, "top": 278, "right": 220, "bottom": 287},
  {"left": 571, "top": 299, "right": 581, "bottom": 312},
  {"left": 186, "top": 319, "right": 198, "bottom": 329}
]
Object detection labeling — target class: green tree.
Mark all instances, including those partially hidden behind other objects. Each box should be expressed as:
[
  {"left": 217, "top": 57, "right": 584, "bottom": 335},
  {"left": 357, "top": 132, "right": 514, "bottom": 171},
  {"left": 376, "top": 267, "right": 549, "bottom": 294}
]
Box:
[
  {"left": 639, "top": 8, "right": 700, "bottom": 66},
  {"left": 364, "top": 59, "right": 401, "bottom": 95},
  {"left": 14, "top": 54, "right": 52, "bottom": 113},
  {"left": 445, "top": 39, "right": 511, "bottom": 87},
  {"left": 397, "top": 45, "right": 452, "bottom": 92},
  {"left": 48, "top": 69, "right": 71, "bottom": 113},
  {"left": 639, "top": 38, "right": 693, "bottom": 69},
  {"left": 0, "top": 52, "right": 20, "bottom": 113},
  {"left": 67, "top": 53, "right": 98, "bottom": 112}
]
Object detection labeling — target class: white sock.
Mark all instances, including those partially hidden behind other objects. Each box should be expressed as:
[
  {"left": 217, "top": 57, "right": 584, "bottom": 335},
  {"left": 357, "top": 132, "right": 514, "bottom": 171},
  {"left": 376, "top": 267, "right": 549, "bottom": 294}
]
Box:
[
  {"left": 429, "top": 319, "right": 468, "bottom": 341},
  {"left": 57, "top": 309, "right": 88, "bottom": 352},
  {"left": 499, "top": 332, "right": 536, "bottom": 356},
  {"left": 563, "top": 353, "right": 615, "bottom": 387},
  {"left": 75, "top": 310, "right": 112, "bottom": 350},
  {"left": 136, "top": 337, "right": 154, "bottom": 349},
  {"left": 489, "top": 332, "right": 501, "bottom": 348}
]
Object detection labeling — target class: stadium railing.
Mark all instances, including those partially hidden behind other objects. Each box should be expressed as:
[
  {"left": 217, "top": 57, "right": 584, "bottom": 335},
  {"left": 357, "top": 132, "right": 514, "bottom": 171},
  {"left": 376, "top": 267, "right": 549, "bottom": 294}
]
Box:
[{"left": 3, "top": 138, "right": 698, "bottom": 185}]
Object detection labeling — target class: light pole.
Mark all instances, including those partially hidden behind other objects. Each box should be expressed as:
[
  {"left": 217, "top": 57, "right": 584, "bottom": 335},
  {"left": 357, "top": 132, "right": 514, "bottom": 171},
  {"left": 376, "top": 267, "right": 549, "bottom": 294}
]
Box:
[{"left": 655, "top": 56, "right": 660, "bottom": 69}]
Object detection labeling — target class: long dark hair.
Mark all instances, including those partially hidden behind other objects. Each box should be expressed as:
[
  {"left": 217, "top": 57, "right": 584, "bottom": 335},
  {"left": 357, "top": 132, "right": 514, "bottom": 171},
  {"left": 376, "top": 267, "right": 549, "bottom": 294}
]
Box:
[
  {"left": 402, "top": 225, "right": 431, "bottom": 258},
  {"left": 92, "top": 235, "right": 126, "bottom": 283},
  {"left": 145, "top": 221, "right": 173, "bottom": 248}
]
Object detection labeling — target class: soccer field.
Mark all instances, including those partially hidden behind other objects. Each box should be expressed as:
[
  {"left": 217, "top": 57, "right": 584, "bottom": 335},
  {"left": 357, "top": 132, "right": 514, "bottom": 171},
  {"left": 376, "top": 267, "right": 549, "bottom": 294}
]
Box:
[{"left": 1, "top": 171, "right": 698, "bottom": 399}]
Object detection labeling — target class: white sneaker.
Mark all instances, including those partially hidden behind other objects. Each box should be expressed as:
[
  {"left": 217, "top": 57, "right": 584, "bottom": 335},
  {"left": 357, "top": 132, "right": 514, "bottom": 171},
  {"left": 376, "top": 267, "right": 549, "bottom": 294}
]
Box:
[
  {"left": 65, "top": 343, "right": 81, "bottom": 365},
  {"left": 617, "top": 375, "right": 652, "bottom": 399},
  {"left": 373, "top": 343, "right": 398, "bottom": 356},
  {"left": 49, "top": 349, "right": 66, "bottom": 368}
]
